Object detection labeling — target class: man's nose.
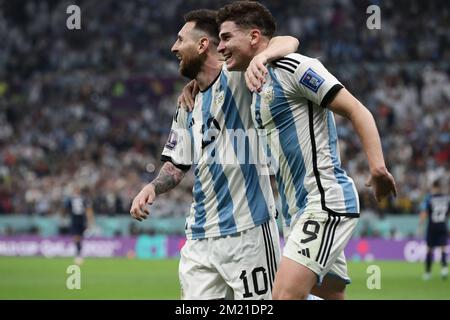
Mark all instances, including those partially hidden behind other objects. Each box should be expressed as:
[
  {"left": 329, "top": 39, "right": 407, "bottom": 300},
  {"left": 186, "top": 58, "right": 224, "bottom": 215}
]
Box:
[
  {"left": 217, "top": 41, "right": 225, "bottom": 53},
  {"left": 171, "top": 42, "right": 178, "bottom": 53}
]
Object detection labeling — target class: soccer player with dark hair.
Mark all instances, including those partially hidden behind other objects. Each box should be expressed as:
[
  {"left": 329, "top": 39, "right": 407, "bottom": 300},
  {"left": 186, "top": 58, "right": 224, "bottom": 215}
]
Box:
[
  {"left": 214, "top": 1, "right": 397, "bottom": 299},
  {"left": 130, "top": 9, "right": 304, "bottom": 299},
  {"left": 419, "top": 180, "right": 449, "bottom": 280}
]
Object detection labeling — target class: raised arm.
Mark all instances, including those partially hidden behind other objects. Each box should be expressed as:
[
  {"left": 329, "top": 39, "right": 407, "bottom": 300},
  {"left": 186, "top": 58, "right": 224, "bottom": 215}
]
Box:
[
  {"left": 263, "top": 36, "right": 299, "bottom": 62},
  {"left": 246, "top": 36, "right": 299, "bottom": 92},
  {"left": 130, "top": 161, "right": 186, "bottom": 221},
  {"left": 327, "top": 88, "right": 397, "bottom": 202}
]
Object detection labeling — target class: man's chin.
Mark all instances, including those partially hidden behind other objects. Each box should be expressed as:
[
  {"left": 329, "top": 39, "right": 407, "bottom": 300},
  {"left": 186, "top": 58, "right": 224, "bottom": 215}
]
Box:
[
  {"left": 179, "top": 67, "right": 195, "bottom": 79},
  {"left": 178, "top": 56, "right": 203, "bottom": 79},
  {"left": 226, "top": 59, "right": 246, "bottom": 72},
  {"left": 225, "top": 60, "right": 238, "bottom": 71}
]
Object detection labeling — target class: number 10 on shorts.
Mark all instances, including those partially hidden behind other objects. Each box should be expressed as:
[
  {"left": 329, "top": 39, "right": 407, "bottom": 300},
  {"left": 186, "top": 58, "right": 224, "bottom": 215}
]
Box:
[{"left": 239, "top": 267, "right": 269, "bottom": 298}]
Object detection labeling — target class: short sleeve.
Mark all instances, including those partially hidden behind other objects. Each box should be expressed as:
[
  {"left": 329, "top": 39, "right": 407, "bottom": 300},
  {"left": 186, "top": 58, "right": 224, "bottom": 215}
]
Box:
[
  {"left": 160, "top": 107, "right": 193, "bottom": 171},
  {"left": 293, "top": 58, "right": 344, "bottom": 107},
  {"left": 419, "top": 195, "right": 430, "bottom": 212}
]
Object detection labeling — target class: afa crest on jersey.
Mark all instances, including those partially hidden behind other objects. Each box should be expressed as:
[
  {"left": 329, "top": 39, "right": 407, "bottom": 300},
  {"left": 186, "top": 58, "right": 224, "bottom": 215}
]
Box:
[
  {"left": 262, "top": 84, "right": 274, "bottom": 105},
  {"left": 300, "top": 68, "right": 324, "bottom": 93},
  {"left": 214, "top": 89, "right": 225, "bottom": 109}
]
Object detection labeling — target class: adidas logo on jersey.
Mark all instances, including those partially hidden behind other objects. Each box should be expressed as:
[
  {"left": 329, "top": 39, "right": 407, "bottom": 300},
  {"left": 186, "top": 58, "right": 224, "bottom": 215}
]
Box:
[{"left": 298, "top": 248, "right": 311, "bottom": 258}]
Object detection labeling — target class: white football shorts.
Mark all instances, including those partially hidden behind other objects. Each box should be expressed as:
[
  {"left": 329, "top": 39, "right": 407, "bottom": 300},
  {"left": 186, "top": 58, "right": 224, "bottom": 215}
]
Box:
[
  {"left": 179, "top": 217, "right": 281, "bottom": 300},
  {"left": 283, "top": 211, "right": 358, "bottom": 285}
]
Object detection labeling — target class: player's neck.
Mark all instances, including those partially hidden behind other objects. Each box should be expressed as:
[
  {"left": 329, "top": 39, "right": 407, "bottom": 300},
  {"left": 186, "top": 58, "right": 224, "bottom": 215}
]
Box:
[
  {"left": 196, "top": 56, "right": 222, "bottom": 91},
  {"left": 241, "top": 42, "right": 269, "bottom": 71},
  {"left": 253, "top": 40, "right": 270, "bottom": 57}
]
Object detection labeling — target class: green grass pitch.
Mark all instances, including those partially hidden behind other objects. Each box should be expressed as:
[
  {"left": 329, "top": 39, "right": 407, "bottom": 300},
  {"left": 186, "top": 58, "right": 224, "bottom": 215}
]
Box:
[{"left": 0, "top": 257, "right": 448, "bottom": 299}]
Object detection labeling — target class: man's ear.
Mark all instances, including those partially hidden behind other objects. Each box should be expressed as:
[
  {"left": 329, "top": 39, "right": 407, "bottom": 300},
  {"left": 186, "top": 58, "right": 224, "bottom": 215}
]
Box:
[
  {"left": 249, "top": 29, "right": 262, "bottom": 46},
  {"left": 198, "top": 37, "right": 209, "bottom": 54}
]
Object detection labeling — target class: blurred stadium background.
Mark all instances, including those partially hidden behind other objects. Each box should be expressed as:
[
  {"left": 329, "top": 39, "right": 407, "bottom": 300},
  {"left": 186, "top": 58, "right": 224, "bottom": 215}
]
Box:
[{"left": 0, "top": 0, "right": 449, "bottom": 299}]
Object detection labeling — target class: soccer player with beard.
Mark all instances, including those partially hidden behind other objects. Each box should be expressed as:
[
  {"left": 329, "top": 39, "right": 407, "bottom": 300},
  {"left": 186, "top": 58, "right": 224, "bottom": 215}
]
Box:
[{"left": 130, "top": 10, "right": 305, "bottom": 299}]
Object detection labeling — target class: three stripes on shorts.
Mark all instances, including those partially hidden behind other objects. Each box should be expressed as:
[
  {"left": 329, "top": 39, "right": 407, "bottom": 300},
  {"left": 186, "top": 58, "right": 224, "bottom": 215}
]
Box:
[
  {"left": 315, "top": 215, "right": 341, "bottom": 267},
  {"left": 261, "top": 221, "right": 277, "bottom": 291},
  {"left": 260, "top": 214, "right": 341, "bottom": 290}
]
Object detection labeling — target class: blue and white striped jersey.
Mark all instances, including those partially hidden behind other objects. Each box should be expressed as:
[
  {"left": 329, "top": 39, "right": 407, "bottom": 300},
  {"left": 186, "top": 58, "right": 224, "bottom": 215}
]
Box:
[
  {"left": 162, "top": 65, "right": 276, "bottom": 240},
  {"left": 251, "top": 53, "right": 360, "bottom": 228}
]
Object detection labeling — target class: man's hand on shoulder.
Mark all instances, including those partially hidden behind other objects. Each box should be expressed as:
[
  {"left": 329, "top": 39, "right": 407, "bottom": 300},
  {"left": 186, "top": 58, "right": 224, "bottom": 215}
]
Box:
[
  {"left": 245, "top": 53, "right": 268, "bottom": 93},
  {"left": 177, "top": 80, "right": 199, "bottom": 112}
]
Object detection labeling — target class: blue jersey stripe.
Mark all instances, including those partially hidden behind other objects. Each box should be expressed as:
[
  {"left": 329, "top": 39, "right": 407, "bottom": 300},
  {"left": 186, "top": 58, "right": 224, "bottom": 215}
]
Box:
[
  {"left": 269, "top": 69, "right": 308, "bottom": 216},
  {"left": 220, "top": 72, "right": 271, "bottom": 226},
  {"left": 275, "top": 173, "right": 292, "bottom": 226},
  {"left": 266, "top": 143, "right": 291, "bottom": 227},
  {"left": 326, "top": 111, "right": 358, "bottom": 212},
  {"left": 191, "top": 174, "right": 207, "bottom": 239},
  {"left": 188, "top": 111, "right": 207, "bottom": 239},
  {"left": 208, "top": 163, "right": 236, "bottom": 235},
  {"left": 202, "top": 83, "right": 236, "bottom": 236},
  {"left": 254, "top": 94, "right": 263, "bottom": 129}
]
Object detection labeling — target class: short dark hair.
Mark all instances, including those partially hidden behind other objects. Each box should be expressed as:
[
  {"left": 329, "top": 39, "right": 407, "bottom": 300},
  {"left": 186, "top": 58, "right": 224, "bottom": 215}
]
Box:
[
  {"left": 217, "top": 1, "right": 276, "bottom": 38},
  {"left": 184, "top": 9, "right": 219, "bottom": 45}
]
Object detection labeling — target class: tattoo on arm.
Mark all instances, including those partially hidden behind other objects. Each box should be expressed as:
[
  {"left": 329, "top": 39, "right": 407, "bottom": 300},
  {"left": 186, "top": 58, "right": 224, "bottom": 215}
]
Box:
[{"left": 151, "top": 162, "right": 185, "bottom": 195}]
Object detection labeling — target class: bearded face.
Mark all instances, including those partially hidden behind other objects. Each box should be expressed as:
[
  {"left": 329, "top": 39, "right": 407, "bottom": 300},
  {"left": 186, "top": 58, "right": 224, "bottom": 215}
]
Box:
[
  {"left": 172, "top": 22, "right": 207, "bottom": 80},
  {"left": 178, "top": 49, "right": 206, "bottom": 79}
]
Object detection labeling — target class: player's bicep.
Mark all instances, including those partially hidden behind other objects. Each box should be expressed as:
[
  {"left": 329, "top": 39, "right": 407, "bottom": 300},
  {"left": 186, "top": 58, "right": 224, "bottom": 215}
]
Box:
[
  {"left": 327, "top": 88, "right": 365, "bottom": 120},
  {"left": 294, "top": 59, "right": 343, "bottom": 107}
]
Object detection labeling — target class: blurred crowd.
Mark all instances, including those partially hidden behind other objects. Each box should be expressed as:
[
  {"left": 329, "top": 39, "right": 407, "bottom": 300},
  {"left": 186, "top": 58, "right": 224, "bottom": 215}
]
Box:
[{"left": 0, "top": 0, "right": 449, "bottom": 219}]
